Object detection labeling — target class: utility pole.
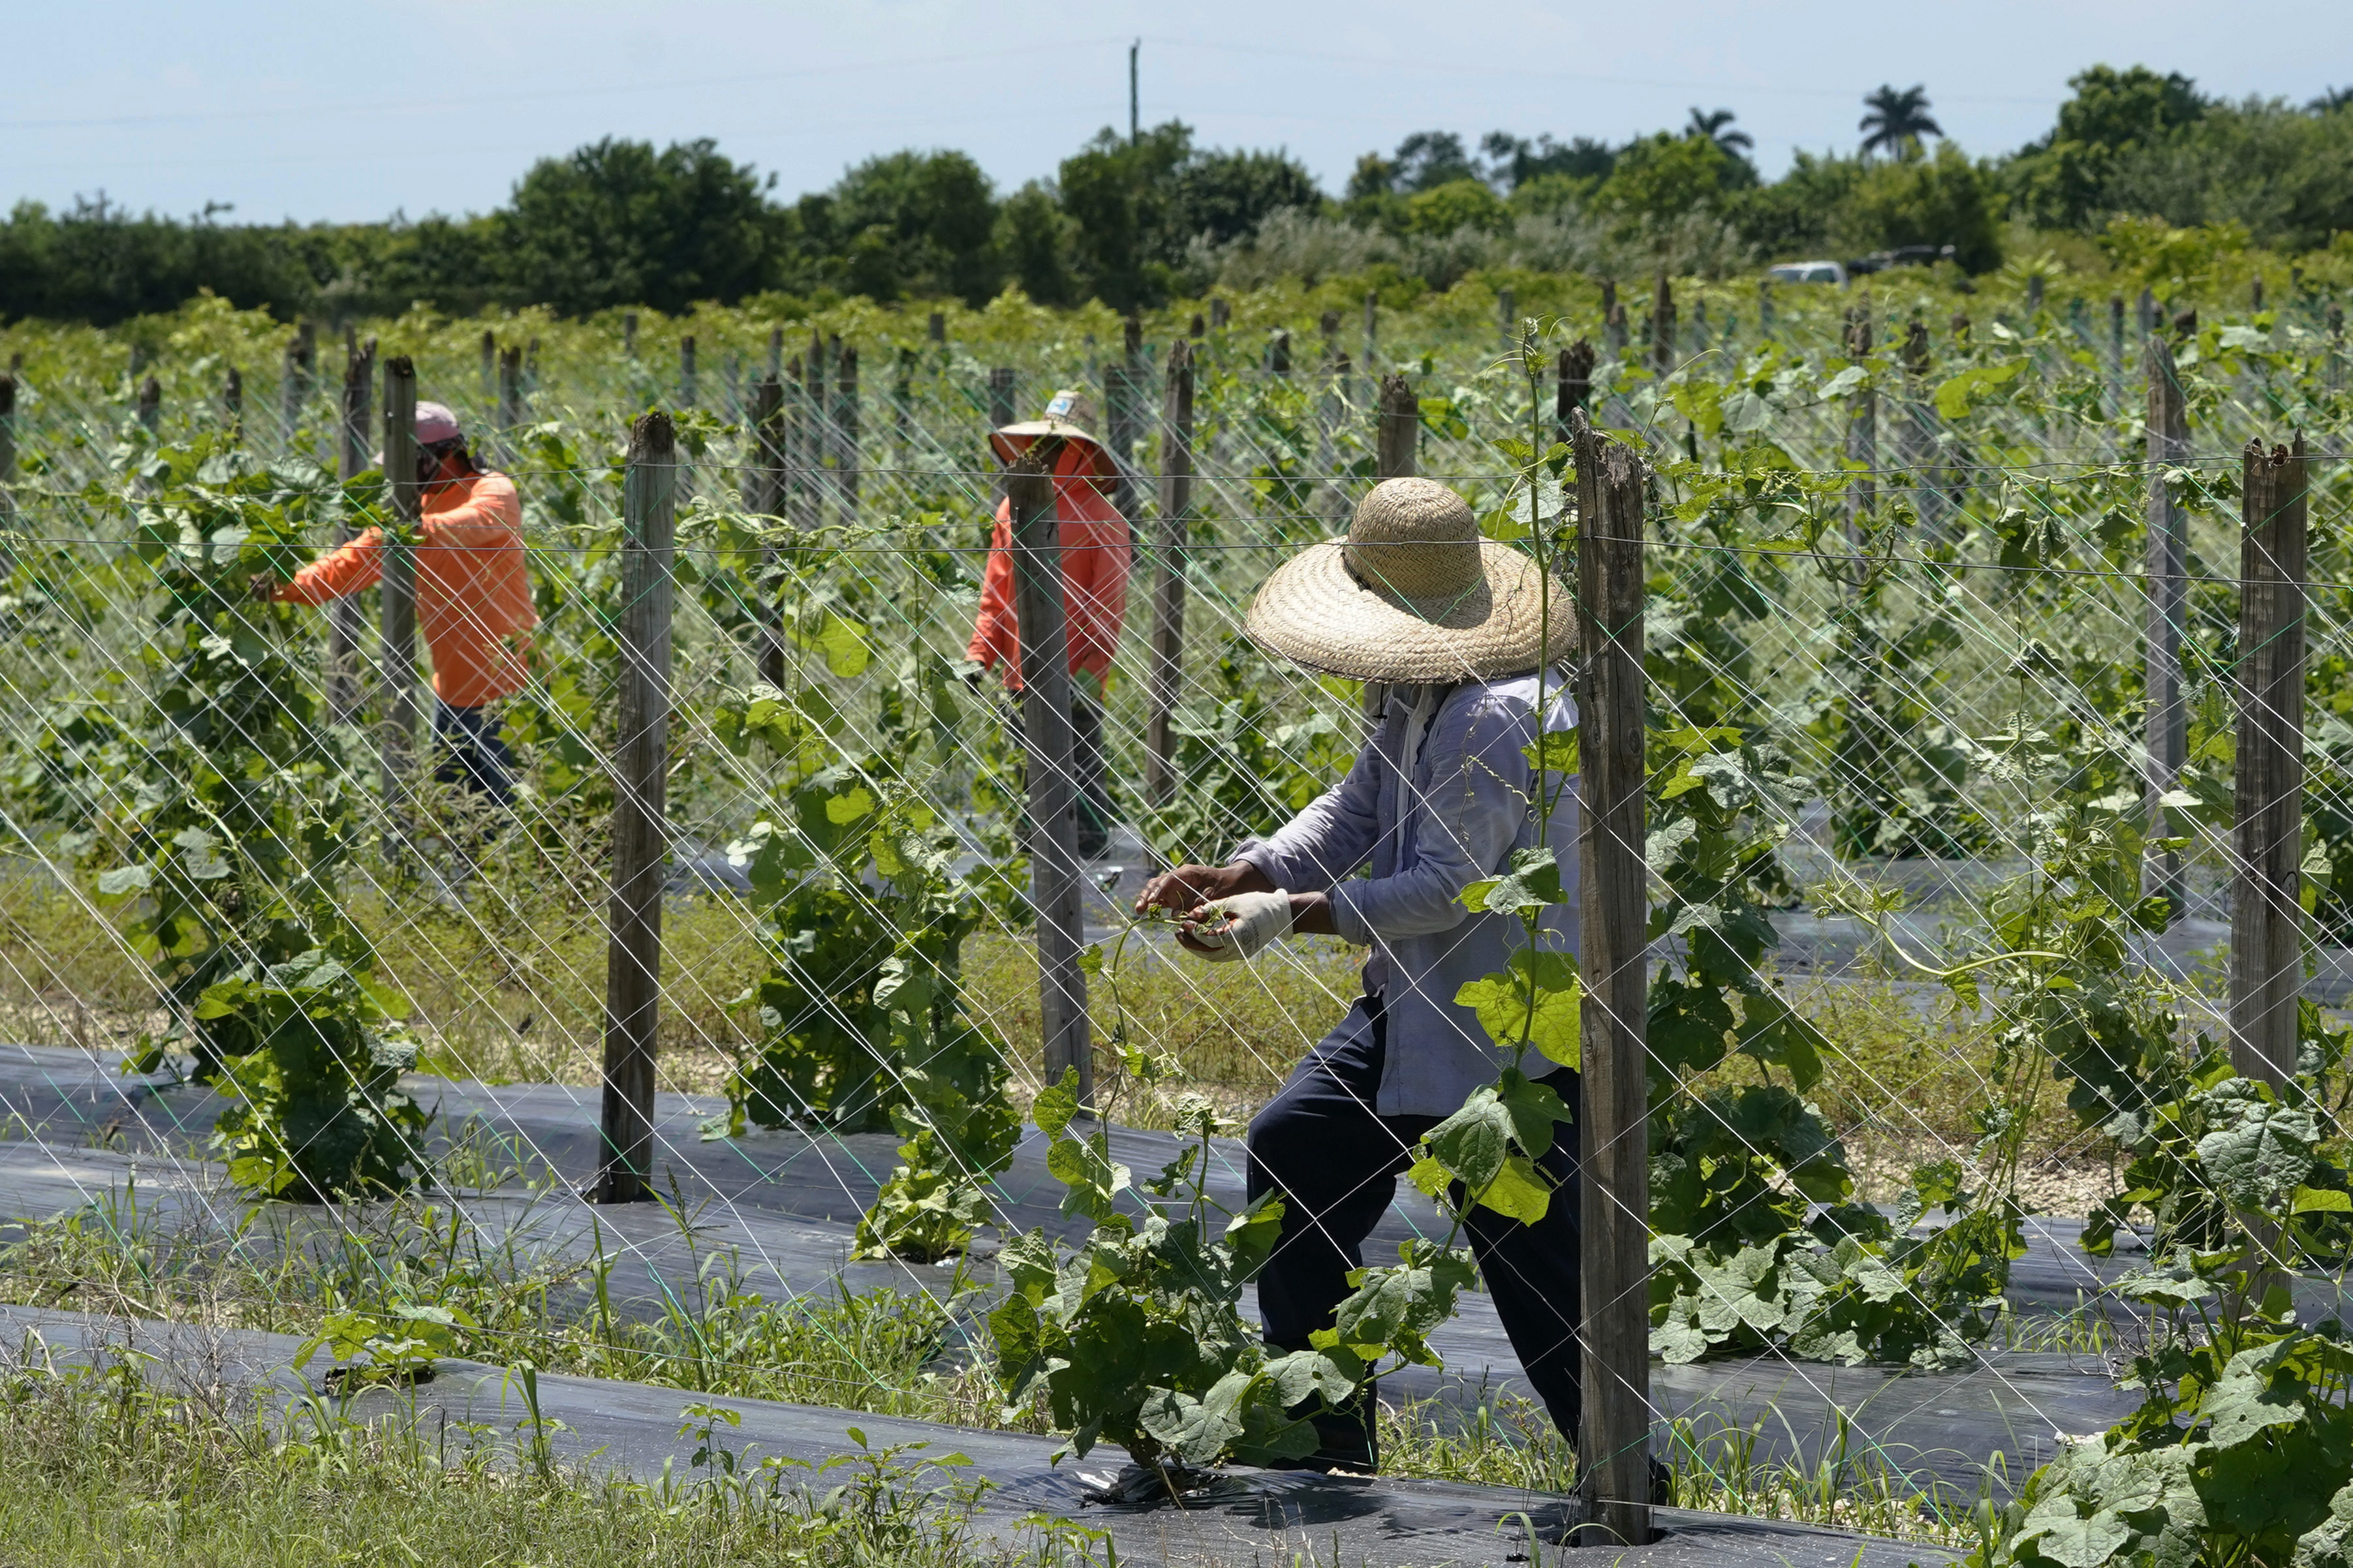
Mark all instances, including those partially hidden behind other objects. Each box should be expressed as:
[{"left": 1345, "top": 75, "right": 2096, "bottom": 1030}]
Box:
[{"left": 1129, "top": 39, "right": 1140, "bottom": 144}]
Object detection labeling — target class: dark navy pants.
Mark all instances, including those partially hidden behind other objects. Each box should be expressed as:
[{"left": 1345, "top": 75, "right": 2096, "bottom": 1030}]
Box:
[
  {"left": 433, "top": 701, "right": 516, "bottom": 809},
  {"left": 1246, "top": 996, "right": 1584, "bottom": 1464}
]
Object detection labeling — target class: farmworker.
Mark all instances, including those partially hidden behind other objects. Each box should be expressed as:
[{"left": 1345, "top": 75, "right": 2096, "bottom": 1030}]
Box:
[
  {"left": 275, "top": 401, "right": 536, "bottom": 811},
  {"left": 1134, "top": 476, "right": 1584, "bottom": 1477},
  {"left": 965, "top": 388, "right": 1129, "bottom": 861}
]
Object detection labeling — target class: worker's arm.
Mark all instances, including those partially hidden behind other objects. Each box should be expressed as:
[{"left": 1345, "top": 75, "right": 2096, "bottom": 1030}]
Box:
[
  {"left": 964, "top": 502, "right": 1016, "bottom": 674},
  {"left": 273, "top": 526, "right": 386, "bottom": 604},
  {"left": 1063, "top": 512, "right": 1130, "bottom": 677}
]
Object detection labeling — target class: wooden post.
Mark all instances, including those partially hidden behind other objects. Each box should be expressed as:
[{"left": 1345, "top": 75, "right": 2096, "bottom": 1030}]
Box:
[
  {"left": 835, "top": 343, "right": 859, "bottom": 527},
  {"left": 2137, "top": 288, "right": 2157, "bottom": 337},
  {"left": 926, "top": 311, "right": 946, "bottom": 346},
  {"left": 1189, "top": 313, "right": 1205, "bottom": 341},
  {"left": 753, "top": 374, "right": 787, "bottom": 688},
  {"left": 1845, "top": 309, "right": 1877, "bottom": 525},
  {"left": 1145, "top": 340, "right": 1194, "bottom": 806},
  {"left": 2143, "top": 337, "right": 2191, "bottom": 912},
  {"left": 2251, "top": 274, "right": 2265, "bottom": 313},
  {"left": 622, "top": 312, "right": 638, "bottom": 360},
  {"left": 379, "top": 358, "right": 421, "bottom": 835},
  {"left": 136, "top": 375, "right": 161, "bottom": 435},
  {"left": 785, "top": 353, "right": 807, "bottom": 530},
  {"left": 223, "top": 367, "right": 242, "bottom": 437},
  {"left": 988, "top": 366, "right": 1017, "bottom": 431},
  {"left": 480, "top": 328, "right": 495, "bottom": 399},
  {"left": 329, "top": 341, "right": 373, "bottom": 721},
  {"left": 1900, "top": 318, "right": 1938, "bottom": 534},
  {"left": 1758, "top": 276, "right": 1775, "bottom": 336},
  {"left": 679, "top": 335, "right": 698, "bottom": 408},
  {"left": 1007, "top": 438, "right": 1093, "bottom": 1107},
  {"left": 1571, "top": 408, "right": 1652, "bottom": 1548},
  {"left": 599, "top": 412, "right": 679, "bottom": 1203},
  {"left": 1269, "top": 331, "right": 1291, "bottom": 377},
  {"left": 768, "top": 326, "right": 785, "bottom": 378},
  {"left": 281, "top": 326, "right": 315, "bottom": 443},
  {"left": 497, "top": 345, "right": 523, "bottom": 436},
  {"left": 1556, "top": 341, "right": 1595, "bottom": 440},
  {"left": 1209, "top": 297, "right": 1230, "bottom": 331},
  {"left": 2230, "top": 435, "right": 2307, "bottom": 1092},
  {"left": 1375, "top": 372, "right": 1416, "bottom": 480},
  {"left": 1650, "top": 273, "right": 1674, "bottom": 377},
  {"left": 2109, "top": 296, "right": 2127, "bottom": 405},
  {"left": 1363, "top": 289, "right": 1378, "bottom": 366},
  {"left": 0, "top": 375, "right": 16, "bottom": 527}
]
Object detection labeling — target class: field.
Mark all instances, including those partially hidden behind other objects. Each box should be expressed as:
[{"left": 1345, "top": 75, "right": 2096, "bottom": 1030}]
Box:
[{"left": 0, "top": 258, "right": 2350, "bottom": 1565}]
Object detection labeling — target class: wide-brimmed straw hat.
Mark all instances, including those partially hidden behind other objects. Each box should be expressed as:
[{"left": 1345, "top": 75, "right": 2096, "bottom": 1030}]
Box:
[
  {"left": 990, "top": 388, "right": 1115, "bottom": 478},
  {"left": 1245, "top": 477, "right": 1576, "bottom": 683}
]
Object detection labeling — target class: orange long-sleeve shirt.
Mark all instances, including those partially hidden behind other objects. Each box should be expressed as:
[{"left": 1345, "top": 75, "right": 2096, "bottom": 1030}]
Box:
[
  {"left": 277, "top": 470, "right": 537, "bottom": 709},
  {"left": 965, "top": 447, "right": 1129, "bottom": 689}
]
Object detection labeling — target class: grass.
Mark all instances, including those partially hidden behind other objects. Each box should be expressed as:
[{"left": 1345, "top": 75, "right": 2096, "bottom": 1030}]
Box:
[
  {"left": 1379, "top": 1391, "right": 1988, "bottom": 1552},
  {"left": 0, "top": 1350, "right": 1095, "bottom": 1568}
]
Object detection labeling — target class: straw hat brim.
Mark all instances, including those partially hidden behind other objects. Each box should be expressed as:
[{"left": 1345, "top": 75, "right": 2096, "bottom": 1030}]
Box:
[
  {"left": 1245, "top": 539, "right": 1577, "bottom": 683},
  {"left": 991, "top": 420, "right": 1114, "bottom": 477}
]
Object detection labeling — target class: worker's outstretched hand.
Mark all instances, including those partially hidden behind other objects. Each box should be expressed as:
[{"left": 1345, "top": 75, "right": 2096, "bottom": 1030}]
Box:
[{"left": 1133, "top": 861, "right": 1267, "bottom": 920}]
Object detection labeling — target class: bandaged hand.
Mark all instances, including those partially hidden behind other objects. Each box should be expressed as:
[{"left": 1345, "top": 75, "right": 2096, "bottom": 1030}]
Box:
[{"left": 1181, "top": 890, "right": 1293, "bottom": 962}]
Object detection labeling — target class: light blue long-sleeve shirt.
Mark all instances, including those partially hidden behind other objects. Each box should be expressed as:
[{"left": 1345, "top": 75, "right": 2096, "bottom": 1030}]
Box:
[{"left": 1237, "top": 671, "right": 1580, "bottom": 1118}]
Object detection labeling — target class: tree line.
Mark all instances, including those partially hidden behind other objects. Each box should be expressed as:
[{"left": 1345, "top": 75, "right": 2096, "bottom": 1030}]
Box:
[{"left": 2, "top": 65, "right": 2348, "bottom": 326}]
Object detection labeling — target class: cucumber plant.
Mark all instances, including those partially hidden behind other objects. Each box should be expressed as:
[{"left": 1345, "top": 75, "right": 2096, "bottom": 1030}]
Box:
[
  {"left": 708, "top": 681, "right": 1018, "bottom": 1264},
  {"left": 81, "top": 437, "right": 428, "bottom": 1197}
]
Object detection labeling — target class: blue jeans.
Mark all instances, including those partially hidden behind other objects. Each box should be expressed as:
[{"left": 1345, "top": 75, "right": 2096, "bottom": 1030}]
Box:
[
  {"left": 433, "top": 701, "right": 516, "bottom": 809},
  {"left": 1247, "top": 996, "right": 1584, "bottom": 1467}
]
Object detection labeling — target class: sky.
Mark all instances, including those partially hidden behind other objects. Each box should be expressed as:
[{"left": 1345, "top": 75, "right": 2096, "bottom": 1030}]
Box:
[{"left": 5, "top": 0, "right": 2348, "bottom": 226}]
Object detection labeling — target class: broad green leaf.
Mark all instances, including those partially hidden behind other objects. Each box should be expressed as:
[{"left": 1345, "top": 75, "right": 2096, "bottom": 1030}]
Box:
[
  {"left": 815, "top": 611, "right": 872, "bottom": 677},
  {"left": 97, "top": 865, "right": 152, "bottom": 896},
  {"left": 1523, "top": 729, "right": 1580, "bottom": 776},
  {"left": 1423, "top": 1092, "right": 1510, "bottom": 1195},
  {"left": 1453, "top": 950, "right": 1580, "bottom": 1065},
  {"left": 824, "top": 786, "right": 876, "bottom": 825},
  {"left": 1474, "top": 1152, "right": 1551, "bottom": 1224},
  {"left": 2294, "top": 1186, "right": 2352, "bottom": 1214}
]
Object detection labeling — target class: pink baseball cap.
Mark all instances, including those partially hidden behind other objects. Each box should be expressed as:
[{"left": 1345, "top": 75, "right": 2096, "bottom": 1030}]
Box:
[{"left": 373, "top": 401, "right": 464, "bottom": 467}]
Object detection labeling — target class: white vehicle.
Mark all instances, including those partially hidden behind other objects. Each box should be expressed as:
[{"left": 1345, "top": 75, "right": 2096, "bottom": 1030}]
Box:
[{"left": 1766, "top": 260, "right": 1847, "bottom": 284}]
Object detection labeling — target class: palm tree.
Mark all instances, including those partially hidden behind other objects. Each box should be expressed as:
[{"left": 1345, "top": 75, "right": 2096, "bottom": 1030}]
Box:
[
  {"left": 1859, "top": 85, "right": 1942, "bottom": 158},
  {"left": 1685, "top": 106, "right": 1754, "bottom": 157}
]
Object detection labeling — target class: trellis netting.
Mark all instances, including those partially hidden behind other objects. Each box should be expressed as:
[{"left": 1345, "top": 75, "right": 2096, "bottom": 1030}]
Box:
[{"left": 1, "top": 274, "right": 2352, "bottom": 1557}]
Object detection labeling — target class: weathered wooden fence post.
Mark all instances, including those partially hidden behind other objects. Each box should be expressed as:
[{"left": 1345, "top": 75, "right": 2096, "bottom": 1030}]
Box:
[
  {"left": 1900, "top": 318, "right": 1936, "bottom": 533},
  {"left": 679, "top": 335, "right": 698, "bottom": 408},
  {"left": 1269, "top": 331, "right": 1291, "bottom": 377},
  {"left": 1650, "top": 273, "right": 1675, "bottom": 377},
  {"left": 1209, "top": 297, "right": 1231, "bottom": 331},
  {"left": 1556, "top": 341, "right": 1595, "bottom": 440},
  {"left": 622, "top": 311, "right": 638, "bottom": 360},
  {"left": 926, "top": 311, "right": 946, "bottom": 347},
  {"left": 136, "top": 375, "right": 162, "bottom": 435},
  {"left": 2231, "top": 434, "right": 2307, "bottom": 1092},
  {"left": 835, "top": 343, "right": 860, "bottom": 527},
  {"left": 598, "top": 412, "right": 679, "bottom": 1204},
  {"left": 752, "top": 373, "right": 788, "bottom": 690},
  {"left": 379, "top": 356, "right": 421, "bottom": 832},
  {"left": 1375, "top": 371, "right": 1416, "bottom": 481},
  {"left": 1362, "top": 289, "right": 1378, "bottom": 366},
  {"left": 0, "top": 374, "right": 16, "bottom": 529},
  {"left": 2143, "top": 336, "right": 2190, "bottom": 910},
  {"left": 223, "top": 367, "right": 243, "bottom": 437},
  {"left": 497, "top": 345, "right": 523, "bottom": 438},
  {"left": 281, "top": 326, "right": 313, "bottom": 444},
  {"left": 988, "top": 366, "right": 1017, "bottom": 430},
  {"left": 1571, "top": 408, "right": 1653, "bottom": 1548},
  {"left": 328, "top": 339, "right": 373, "bottom": 720},
  {"left": 1145, "top": 339, "right": 1194, "bottom": 807},
  {"left": 1007, "top": 438, "right": 1093, "bottom": 1107},
  {"left": 1845, "top": 307, "right": 1877, "bottom": 525}
]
